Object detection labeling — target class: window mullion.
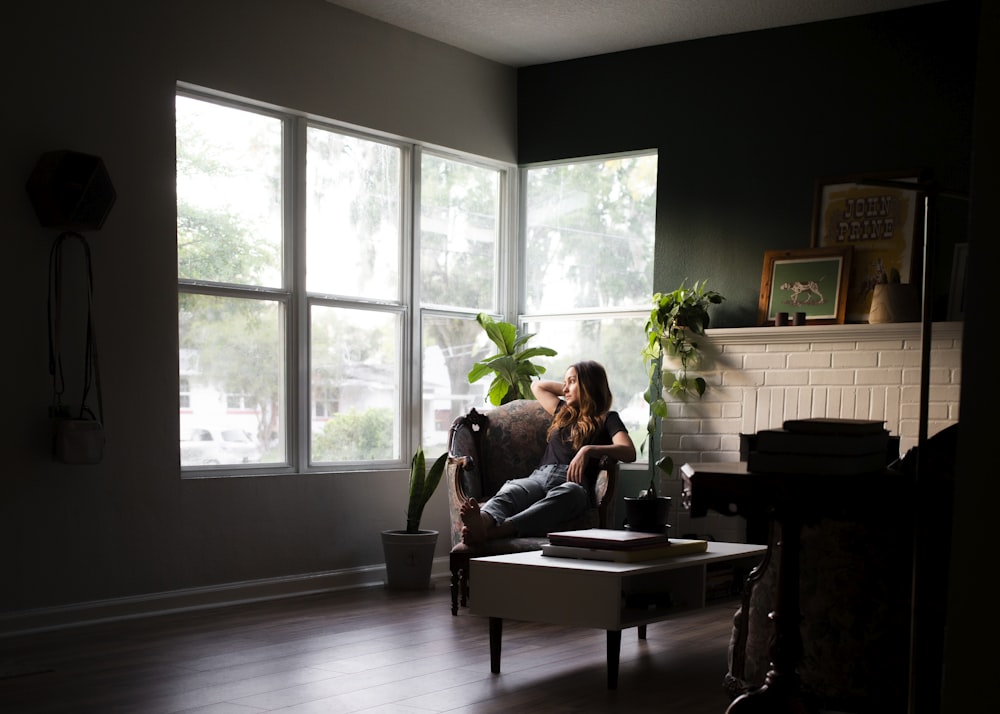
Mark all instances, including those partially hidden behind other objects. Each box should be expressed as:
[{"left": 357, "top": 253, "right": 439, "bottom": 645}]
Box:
[
  {"left": 406, "top": 145, "right": 422, "bottom": 456},
  {"left": 511, "top": 165, "right": 530, "bottom": 325},
  {"left": 500, "top": 165, "right": 519, "bottom": 324},
  {"left": 290, "top": 115, "right": 308, "bottom": 471}
]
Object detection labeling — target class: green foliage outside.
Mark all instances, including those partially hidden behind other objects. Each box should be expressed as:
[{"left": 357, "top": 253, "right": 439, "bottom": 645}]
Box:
[
  {"left": 524, "top": 156, "right": 657, "bottom": 313},
  {"left": 313, "top": 408, "right": 395, "bottom": 462},
  {"left": 177, "top": 99, "right": 283, "bottom": 448},
  {"left": 419, "top": 156, "right": 501, "bottom": 416},
  {"left": 178, "top": 292, "right": 282, "bottom": 447}
]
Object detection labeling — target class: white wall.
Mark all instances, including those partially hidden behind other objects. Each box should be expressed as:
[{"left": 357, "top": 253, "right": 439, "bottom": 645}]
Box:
[{"left": 1, "top": 0, "right": 516, "bottom": 629}]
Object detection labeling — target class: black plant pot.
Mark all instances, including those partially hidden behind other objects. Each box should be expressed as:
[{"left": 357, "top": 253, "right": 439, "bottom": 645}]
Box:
[
  {"left": 381, "top": 529, "right": 438, "bottom": 590},
  {"left": 623, "top": 496, "right": 671, "bottom": 533}
]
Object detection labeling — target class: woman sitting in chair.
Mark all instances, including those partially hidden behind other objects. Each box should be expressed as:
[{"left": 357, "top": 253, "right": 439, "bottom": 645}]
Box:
[{"left": 460, "top": 360, "right": 636, "bottom": 544}]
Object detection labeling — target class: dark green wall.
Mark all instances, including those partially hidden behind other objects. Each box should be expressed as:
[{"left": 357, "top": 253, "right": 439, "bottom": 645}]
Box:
[{"left": 517, "top": 1, "right": 977, "bottom": 327}]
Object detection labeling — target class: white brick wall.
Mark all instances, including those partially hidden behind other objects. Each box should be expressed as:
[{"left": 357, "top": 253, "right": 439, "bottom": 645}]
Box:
[{"left": 653, "top": 321, "right": 963, "bottom": 542}]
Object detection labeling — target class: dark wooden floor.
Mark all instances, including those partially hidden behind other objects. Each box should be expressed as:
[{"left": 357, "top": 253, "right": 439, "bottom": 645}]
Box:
[{"left": 1, "top": 584, "right": 745, "bottom": 713}]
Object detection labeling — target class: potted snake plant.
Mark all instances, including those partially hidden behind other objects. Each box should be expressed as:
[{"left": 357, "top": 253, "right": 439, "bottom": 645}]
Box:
[{"left": 381, "top": 447, "right": 448, "bottom": 590}]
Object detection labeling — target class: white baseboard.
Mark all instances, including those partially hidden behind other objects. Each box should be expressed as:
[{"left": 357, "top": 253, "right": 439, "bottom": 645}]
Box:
[{"left": 0, "top": 557, "right": 453, "bottom": 638}]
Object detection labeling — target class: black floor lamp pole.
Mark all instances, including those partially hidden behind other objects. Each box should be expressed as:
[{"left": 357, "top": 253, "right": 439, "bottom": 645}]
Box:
[
  {"left": 853, "top": 178, "right": 970, "bottom": 714},
  {"left": 850, "top": 178, "right": 933, "bottom": 714}
]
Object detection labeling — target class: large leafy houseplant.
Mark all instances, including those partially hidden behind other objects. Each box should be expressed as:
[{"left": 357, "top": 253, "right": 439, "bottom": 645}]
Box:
[
  {"left": 467, "top": 313, "right": 557, "bottom": 406},
  {"left": 641, "top": 280, "right": 725, "bottom": 483}
]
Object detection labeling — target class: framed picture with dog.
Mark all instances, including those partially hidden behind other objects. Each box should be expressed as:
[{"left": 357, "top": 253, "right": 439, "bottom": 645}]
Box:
[
  {"left": 758, "top": 247, "right": 853, "bottom": 326},
  {"left": 811, "top": 170, "right": 926, "bottom": 322}
]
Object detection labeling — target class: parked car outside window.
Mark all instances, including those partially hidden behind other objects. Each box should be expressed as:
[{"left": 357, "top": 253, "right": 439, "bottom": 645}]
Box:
[{"left": 181, "top": 427, "right": 261, "bottom": 466}]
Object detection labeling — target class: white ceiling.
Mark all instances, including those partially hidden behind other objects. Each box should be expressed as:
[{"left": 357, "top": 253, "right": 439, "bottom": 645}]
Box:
[{"left": 326, "top": 0, "right": 938, "bottom": 67}]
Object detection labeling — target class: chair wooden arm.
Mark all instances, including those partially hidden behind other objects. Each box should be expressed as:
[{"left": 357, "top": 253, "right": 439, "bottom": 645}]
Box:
[
  {"left": 446, "top": 406, "right": 488, "bottom": 509},
  {"left": 595, "top": 457, "right": 619, "bottom": 529},
  {"left": 448, "top": 455, "right": 474, "bottom": 504}
]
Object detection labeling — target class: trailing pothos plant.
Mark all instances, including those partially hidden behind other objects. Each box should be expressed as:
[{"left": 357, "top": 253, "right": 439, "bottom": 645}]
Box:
[
  {"left": 467, "top": 313, "right": 557, "bottom": 406},
  {"left": 641, "top": 280, "right": 725, "bottom": 481}
]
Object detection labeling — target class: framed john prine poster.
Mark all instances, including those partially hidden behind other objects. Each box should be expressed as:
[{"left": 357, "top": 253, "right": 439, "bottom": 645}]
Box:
[
  {"left": 758, "top": 247, "right": 852, "bottom": 326},
  {"left": 812, "top": 170, "right": 925, "bottom": 323}
]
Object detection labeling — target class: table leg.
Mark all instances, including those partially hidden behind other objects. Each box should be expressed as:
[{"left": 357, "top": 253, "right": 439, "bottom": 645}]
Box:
[
  {"left": 489, "top": 617, "right": 502, "bottom": 674},
  {"left": 725, "top": 517, "right": 813, "bottom": 714},
  {"left": 607, "top": 629, "right": 622, "bottom": 689}
]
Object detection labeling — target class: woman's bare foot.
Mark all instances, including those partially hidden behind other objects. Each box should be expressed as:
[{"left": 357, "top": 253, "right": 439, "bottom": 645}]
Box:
[{"left": 460, "top": 498, "right": 489, "bottom": 544}]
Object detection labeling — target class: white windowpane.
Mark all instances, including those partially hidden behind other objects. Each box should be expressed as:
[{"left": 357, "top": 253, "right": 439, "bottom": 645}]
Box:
[
  {"left": 176, "top": 96, "right": 283, "bottom": 288},
  {"left": 178, "top": 294, "right": 286, "bottom": 466},
  {"left": 525, "top": 154, "right": 657, "bottom": 312},
  {"left": 421, "top": 314, "right": 495, "bottom": 455},
  {"left": 524, "top": 317, "right": 649, "bottom": 461},
  {"left": 306, "top": 128, "right": 400, "bottom": 299},
  {"left": 310, "top": 306, "right": 402, "bottom": 463},
  {"left": 420, "top": 155, "right": 498, "bottom": 311}
]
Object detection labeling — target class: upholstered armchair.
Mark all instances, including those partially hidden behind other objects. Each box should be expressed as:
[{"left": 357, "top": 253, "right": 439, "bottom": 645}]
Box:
[{"left": 445, "top": 399, "right": 619, "bottom": 615}]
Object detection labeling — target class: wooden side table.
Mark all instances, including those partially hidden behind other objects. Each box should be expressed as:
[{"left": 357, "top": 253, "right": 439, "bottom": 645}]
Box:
[{"left": 680, "top": 462, "right": 911, "bottom": 714}]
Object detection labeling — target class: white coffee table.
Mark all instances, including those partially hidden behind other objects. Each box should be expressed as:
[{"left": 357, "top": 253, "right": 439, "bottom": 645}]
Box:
[{"left": 469, "top": 541, "right": 767, "bottom": 689}]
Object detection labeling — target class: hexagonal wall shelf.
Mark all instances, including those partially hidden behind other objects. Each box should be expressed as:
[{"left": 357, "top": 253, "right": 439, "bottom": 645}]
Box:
[{"left": 26, "top": 150, "right": 116, "bottom": 231}]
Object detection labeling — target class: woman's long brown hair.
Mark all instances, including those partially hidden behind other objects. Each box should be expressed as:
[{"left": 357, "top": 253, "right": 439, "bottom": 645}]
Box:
[{"left": 547, "top": 360, "right": 613, "bottom": 449}]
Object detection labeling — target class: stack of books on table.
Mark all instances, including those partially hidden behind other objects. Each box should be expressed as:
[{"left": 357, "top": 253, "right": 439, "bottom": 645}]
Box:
[
  {"left": 746, "top": 418, "right": 891, "bottom": 475},
  {"left": 542, "top": 528, "right": 708, "bottom": 563}
]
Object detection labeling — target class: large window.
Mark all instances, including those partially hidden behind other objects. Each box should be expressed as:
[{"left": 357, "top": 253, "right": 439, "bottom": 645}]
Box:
[
  {"left": 177, "top": 88, "right": 508, "bottom": 473},
  {"left": 177, "top": 88, "right": 655, "bottom": 475},
  {"left": 521, "top": 153, "right": 658, "bottom": 451}
]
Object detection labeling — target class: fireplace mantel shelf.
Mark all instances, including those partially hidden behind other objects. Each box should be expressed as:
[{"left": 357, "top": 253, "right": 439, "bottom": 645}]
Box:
[{"left": 707, "top": 321, "right": 962, "bottom": 345}]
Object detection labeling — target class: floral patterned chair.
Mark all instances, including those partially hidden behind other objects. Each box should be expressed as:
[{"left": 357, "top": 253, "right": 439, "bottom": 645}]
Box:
[{"left": 445, "top": 399, "right": 618, "bottom": 615}]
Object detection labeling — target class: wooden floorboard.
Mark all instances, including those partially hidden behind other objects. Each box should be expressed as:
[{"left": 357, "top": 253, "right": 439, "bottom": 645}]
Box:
[{"left": 1, "top": 585, "right": 743, "bottom": 713}]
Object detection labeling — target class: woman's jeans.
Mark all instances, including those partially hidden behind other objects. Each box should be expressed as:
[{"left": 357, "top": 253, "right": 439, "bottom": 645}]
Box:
[{"left": 480, "top": 464, "right": 588, "bottom": 536}]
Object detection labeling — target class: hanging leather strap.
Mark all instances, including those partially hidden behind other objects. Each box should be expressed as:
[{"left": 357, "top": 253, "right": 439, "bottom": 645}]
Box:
[{"left": 47, "top": 231, "right": 103, "bottom": 424}]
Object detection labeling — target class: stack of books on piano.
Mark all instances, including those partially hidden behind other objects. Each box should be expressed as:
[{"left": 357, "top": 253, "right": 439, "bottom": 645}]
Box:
[
  {"left": 746, "top": 418, "right": 891, "bottom": 475},
  {"left": 541, "top": 528, "right": 708, "bottom": 563}
]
